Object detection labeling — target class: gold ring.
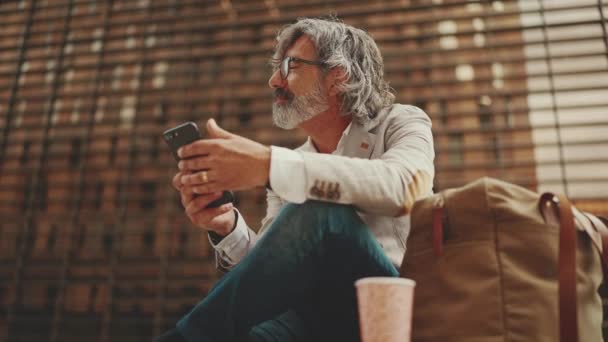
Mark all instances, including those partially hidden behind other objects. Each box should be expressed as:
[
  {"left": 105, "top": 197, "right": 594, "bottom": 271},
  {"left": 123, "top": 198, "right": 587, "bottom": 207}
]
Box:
[{"left": 200, "top": 171, "right": 209, "bottom": 183}]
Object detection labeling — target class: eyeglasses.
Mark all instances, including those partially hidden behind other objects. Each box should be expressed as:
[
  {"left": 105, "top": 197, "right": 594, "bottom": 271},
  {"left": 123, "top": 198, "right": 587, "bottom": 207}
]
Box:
[{"left": 276, "top": 56, "right": 325, "bottom": 80}]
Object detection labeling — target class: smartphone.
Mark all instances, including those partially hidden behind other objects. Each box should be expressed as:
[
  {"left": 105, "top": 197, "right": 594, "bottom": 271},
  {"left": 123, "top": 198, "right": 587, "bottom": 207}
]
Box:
[{"left": 162, "top": 121, "right": 234, "bottom": 208}]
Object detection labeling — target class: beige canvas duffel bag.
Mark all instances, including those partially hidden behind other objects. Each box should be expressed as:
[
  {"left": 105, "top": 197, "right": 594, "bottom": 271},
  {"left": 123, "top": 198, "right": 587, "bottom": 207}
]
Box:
[{"left": 400, "top": 177, "right": 608, "bottom": 342}]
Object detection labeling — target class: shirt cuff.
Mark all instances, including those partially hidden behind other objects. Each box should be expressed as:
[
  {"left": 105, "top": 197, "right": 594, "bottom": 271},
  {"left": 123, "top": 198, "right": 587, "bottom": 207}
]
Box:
[
  {"left": 208, "top": 208, "right": 251, "bottom": 263},
  {"left": 269, "top": 146, "right": 307, "bottom": 204}
]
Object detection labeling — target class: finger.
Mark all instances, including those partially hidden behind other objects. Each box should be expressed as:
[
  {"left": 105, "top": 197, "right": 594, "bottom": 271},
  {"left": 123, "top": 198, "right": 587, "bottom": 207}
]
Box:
[
  {"left": 185, "top": 192, "right": 224, "bottom": 216},
  {"left": 206, "top": 118, "right": 234, "bottom": 139},
  {"left": 188, "top": 181, "right": 223, "bottom": 195},
  {"left": 192, "top": 183, "right": 219, "bottom": 195},
  {"left": 178, "top": 156, "right": 213, "bottom": 172},
  {"left": 180, "top": 188, "right": 195, "bottom": 208},
  {"left": 181, "top": 170, "right": 219, "bottom": 186},
  {"left": 172, "top": 172, "right": 184, "bottom": 190},
  {"left": 190, "top": 203, "right": 234, "bottom": 226},
  {"left": 177, "top": 139, "right": 216, "bottom": 159},
  {"left": 182, "top": 184, "right": 213, "bottom": 196},
  {"left": 174, "top": 170, "right": 194, "bottom": 190}
]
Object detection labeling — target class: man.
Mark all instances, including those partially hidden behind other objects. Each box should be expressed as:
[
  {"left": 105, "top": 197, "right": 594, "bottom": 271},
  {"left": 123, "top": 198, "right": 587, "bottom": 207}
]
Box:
[{"left": 157, "top": 17, "right": 434, "bottom": 342}]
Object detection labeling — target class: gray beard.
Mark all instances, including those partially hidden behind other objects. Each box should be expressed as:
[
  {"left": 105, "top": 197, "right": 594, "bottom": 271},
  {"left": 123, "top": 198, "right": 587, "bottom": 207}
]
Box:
[{"left": 272, "top": 83, "right": 329, "bottom": 130}]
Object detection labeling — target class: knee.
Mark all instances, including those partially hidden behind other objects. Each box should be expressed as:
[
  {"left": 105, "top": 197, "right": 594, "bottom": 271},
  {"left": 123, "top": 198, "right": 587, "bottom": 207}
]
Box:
[
  {"left": 287, "top": 200, "right": 357, "bottom": 221},
  {"left": 277, "top": 201, "right": 366, "bottom": 236},
  {"left": 294, "top": 200, "right": 356, "bottom": 217}
]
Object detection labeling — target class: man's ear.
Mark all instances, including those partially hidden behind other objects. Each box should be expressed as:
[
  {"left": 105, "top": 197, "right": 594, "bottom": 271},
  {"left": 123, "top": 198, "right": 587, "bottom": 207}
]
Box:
[{"left": 326, "top": 67, "right": 348, "bottom": 97}]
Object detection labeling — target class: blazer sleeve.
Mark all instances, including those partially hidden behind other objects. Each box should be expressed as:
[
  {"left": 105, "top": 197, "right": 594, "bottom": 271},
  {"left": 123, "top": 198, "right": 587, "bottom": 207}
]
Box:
[{"left": 300, "top": 105, "right": 435, "bottom": 217}]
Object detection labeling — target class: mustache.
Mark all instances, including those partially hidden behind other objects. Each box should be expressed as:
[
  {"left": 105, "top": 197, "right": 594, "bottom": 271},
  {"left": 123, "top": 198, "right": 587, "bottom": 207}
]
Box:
[{"left": 274, "top": 88, "right": 294, "bottom": 101}]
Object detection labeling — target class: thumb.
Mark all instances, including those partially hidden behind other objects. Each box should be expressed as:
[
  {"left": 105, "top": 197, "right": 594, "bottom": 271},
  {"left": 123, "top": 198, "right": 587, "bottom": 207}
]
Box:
[{"left": 206, "top": 118, "right": 233, "bottom": 139}]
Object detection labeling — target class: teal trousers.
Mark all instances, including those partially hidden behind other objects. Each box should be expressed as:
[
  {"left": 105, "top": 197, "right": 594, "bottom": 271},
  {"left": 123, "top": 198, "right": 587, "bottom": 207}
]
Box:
[{"left": 176, "top": 201, "right": 399, "bottom": 342}]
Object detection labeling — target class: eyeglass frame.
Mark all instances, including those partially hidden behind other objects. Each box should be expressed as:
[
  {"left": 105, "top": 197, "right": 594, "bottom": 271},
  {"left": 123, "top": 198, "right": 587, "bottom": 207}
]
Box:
[{"left": 275, "top": 56, "right": 326, "bottom": 80}]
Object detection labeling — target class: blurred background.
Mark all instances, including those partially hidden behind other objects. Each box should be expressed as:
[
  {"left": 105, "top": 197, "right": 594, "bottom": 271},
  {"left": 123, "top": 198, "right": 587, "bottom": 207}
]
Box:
[{"left": 0, "top": 0, "right": 607, "bottom": 341}]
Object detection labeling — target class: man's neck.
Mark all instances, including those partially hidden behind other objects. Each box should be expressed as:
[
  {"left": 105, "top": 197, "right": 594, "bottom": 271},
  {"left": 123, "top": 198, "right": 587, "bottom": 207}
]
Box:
[{"left": 300, "top": 110, "right": 352, "bottom": 154}]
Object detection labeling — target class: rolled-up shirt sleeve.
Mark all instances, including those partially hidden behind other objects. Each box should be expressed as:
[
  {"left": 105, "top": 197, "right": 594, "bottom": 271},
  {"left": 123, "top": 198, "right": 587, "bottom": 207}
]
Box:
[
  {"left": 208, "top": 208, "right": 258, "bottom": 271},
  {"left": 209, "top": 187, "right": 286, "bottom": 271}
]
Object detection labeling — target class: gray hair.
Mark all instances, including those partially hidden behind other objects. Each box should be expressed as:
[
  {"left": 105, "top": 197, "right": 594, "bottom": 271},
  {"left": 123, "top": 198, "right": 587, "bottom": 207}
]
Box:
[{"left": 272, "top": 17, "right": 395, "bottom": 123}]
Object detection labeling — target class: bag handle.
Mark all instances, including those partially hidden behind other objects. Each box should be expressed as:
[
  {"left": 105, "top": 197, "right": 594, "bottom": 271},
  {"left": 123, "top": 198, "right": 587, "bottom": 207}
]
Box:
[{"left": 538, "top": 193, "right": 578, "bottom": 342}]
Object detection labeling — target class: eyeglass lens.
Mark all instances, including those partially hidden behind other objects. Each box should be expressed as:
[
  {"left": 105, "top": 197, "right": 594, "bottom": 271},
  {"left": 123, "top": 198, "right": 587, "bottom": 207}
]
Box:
[{"left": 280, "top": 57, "right": 290, "bottom": 79}]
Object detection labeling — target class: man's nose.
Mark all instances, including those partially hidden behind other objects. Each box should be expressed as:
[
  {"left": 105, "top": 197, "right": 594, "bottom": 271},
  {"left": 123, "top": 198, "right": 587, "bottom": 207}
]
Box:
[{"left": 268, "top": 69, "right": 285, "bottom": 89}]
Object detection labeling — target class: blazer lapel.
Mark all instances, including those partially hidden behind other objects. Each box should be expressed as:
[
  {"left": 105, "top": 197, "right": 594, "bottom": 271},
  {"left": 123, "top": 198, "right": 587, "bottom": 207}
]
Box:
[
  {"left": 342, "top": 121, "right": 378, "bottom": 159},
  {"left": 342, "top": 106, "right": 394, "bottom": 158}
]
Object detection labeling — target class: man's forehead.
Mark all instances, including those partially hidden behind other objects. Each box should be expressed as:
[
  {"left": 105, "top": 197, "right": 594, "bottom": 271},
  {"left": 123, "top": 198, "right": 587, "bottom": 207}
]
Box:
[{"left": 284, "top": 35, "right": 317, "bottom": 59}]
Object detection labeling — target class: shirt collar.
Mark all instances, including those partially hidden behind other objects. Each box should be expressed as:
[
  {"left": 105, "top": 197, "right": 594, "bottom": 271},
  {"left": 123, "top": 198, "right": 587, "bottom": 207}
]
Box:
[{"left": 302, "top": 122, "right": 353, "bottom": 154}]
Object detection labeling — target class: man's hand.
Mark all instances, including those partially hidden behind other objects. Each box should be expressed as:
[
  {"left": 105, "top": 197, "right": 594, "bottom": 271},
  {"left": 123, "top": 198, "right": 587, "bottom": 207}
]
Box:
[
  {"left": 172, "top": 171, "right": 236, "bottom": 236},
  {"left": 177, "top": 119, "right": 271, "bottom": 194}
]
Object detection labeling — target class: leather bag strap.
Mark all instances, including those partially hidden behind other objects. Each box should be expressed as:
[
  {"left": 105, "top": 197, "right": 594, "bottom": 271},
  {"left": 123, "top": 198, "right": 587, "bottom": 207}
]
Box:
[{"left": 538, "top": 193, "right": 578, "bottom": 342}]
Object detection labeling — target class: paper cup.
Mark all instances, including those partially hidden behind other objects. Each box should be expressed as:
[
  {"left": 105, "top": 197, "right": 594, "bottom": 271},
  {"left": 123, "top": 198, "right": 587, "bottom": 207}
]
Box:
[{"left": 355, "top": 277, "right": 416, "bottom": 342}]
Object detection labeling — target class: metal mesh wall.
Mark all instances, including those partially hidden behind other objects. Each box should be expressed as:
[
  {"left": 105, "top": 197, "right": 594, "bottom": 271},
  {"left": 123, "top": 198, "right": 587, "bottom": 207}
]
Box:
[{"left": 0, "top": 0, "right": 607, "bottom": 341}]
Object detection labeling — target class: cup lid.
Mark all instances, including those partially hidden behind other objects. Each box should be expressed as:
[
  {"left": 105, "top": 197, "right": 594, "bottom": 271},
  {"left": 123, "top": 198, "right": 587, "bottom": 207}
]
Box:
[{"left": 355, "top": 277, "right": 416, "bottom": 287}]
